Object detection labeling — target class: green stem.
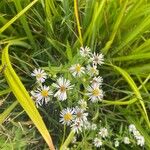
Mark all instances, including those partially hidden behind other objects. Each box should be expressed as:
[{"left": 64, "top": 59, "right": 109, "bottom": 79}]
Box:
[
  {"left": 74, "top": 0, "right": 83, "bottom": 46},
  {"left": 103, "top": 98, "right": 137, "bottom": 105},
  {"left": 60, "top": 130, "right": 75, "bottom": 150}
]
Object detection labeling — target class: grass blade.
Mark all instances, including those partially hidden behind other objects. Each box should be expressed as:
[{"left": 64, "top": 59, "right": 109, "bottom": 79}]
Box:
[
  {"left": 13, "top": 0, "right": 36, "bottom": 49},
  {"left": 0, "top": 0, "right": 38, "bottom": 34},
  {"left": 0, "top": 88, "right": 11, "bottom": 96},
  {"left": 0, "top": 101, "right": 18, "bottom": 124},
  {"left": 2, "top": 43, "right": 55, "bottom": 150},
  {"left": 111, "top": 64, "right": 150, "bottom": 128},
  {"left": 102, "top": 0, "right": 128, "bottom": 54},
  {"left": 74, "top": 0, "right": 83, "bottom": 46}
]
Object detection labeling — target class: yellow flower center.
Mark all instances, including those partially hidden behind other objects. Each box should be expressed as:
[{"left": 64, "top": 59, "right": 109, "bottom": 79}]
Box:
[
  {"left": 41, "top": 90, "right": 48, "bottom": 97},
  {"left": 36, "top": 73, "right": 42, "bottom": 79},
  {"left": 75, "top": 64, "right": 81, "bottom": 72},
  {"left": 64, "top": 113, "right": 72, "bottom": 121},
  {"left": 60, "top": 85, "right": 66, "bottom": 92},
  {"left": 92, "top": 88, "right": 100, "bottom": 96}
]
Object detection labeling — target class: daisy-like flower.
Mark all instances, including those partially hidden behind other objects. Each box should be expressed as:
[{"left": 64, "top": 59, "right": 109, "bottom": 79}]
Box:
[
  {"left": 83, "top": 121, "right": 91, "bottom": 130},
  {"left": 99, "top": 128, "right": 108, "bottom": 138},
  {"left": 129, "top": 124, "right": 136, "bottom": 133},
  {"left": 69, "top": 64, "right": 85, "bottom": 77},
  {"left": 137, "top": 136, "right": 145, "bottom": 146},
  {"left": 86, "top": 64, "right": 99, "bottom": 77},
  {"left": 71, "top": 120, "right": 83, "bottom": 134},
  {"left": 90, "top": 123, "right": 97, "bottom": 130},
  {"left": 53, "top": 77, "right": 73, "bottom": 101},
  {"left": 87, "top": 84, "right": 104, "bottom": 102},
  {"left": 90, "top": 76, "right": 103, "bottom": 87},
  {"left": 93, "top": 138, "right": 103, "bottom": 147},
  {"left": 74, "top": 107, "right": 88, "bottom": 123},
  {"left": 123, "top": 137, "right": 130, "bottom": 144},
  {"left": 31, "top": 68, "right": 47, "bottom": 83},
  {"left": 31, "top": 85, "right": 52, "bottom": 107},
  {"left": 80, "top": 46, "right": 91, "bottom": 57},
  {"left": 60, "top": 108, "right": 74, "bottom": 126},
  {"left": 90, "top": 52, "right": 104, "bottom": 66},
  {"left": 114, "top": 140, "right": 119, "bottom": 147},
  {"left": 133, "top": 130, "right": 141, "bottom": 139},
  {"left": 78, "top": 99, "right": 88, "bottom": 110}
]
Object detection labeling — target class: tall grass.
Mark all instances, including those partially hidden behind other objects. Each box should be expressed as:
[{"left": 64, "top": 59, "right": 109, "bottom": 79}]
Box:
[{"left": 0, "top": 0, "right": 150, "bottom": 149}]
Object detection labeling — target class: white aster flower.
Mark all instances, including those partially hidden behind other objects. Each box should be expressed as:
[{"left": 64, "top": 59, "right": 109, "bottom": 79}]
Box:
[
  {"left": 86, "top": 64, "right": 99, "bottom": 77},
  {"left": 72, "top": 136, "right": 77, "bottom": 143},
  {"left": 74, "top": 107, "right": 88, "bottom": 123},
  {"left": 69, "top": 64, "right": 85, "bottom": 77},
  {"left": 31, "top": 85, "right": 52, "bottom": 107},
  {"left": 60, "top": 108, "right": 74, "bottom": 126},
  {"left": 123, "top": 137, "right": 130, "bottom": 144},
  {"left": 133, "top": 130, "right": 141, "bottom": 139},
  {"left": 90, "top": 52, "right": 104, "bottom": 66},
  {"left": 71, "top": 120, "right": 83, "bottom": 134},
  {"left": 80, "top": 46, "right": 91, "bottom": 57},
  {"left": 114, "top": 140, "right": 119, "bottom": 147},
  {"left": 137, "top": 136, "right": 145, "bottom": 146},
  {"left": 53, "top": 77, "right": 73, "bottom": 101},
  {"left": 31, "top": 68, "right": 47, "bottom": 83},
  {"left": 87, "top": 84, "right": 104, "bottom": 102},
  {"left": 83, "top": 121, "right": 91, "bottom": 130},
  {"left": 129, "top": 124, "right": 136, "bottom": 133},
  {"left": 90, "top": 123, "right": 97, "bottom": 130},
  {"left": 99, "top": 128, "right": 108, "bottom": 138},
  {"left": 90, "top": 76, "right": 103, "bottom": 87},
  {"left": 78, "top": 99, "right": 88, "bottom": 110},
  {"left": 93, "top": 138, "right": 102, "bottom": 147}
]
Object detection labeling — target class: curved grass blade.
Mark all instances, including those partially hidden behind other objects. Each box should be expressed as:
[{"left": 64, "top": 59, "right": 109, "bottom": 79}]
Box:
[
  {"left": 0, "top": 0, "right": 38, "bottom": 34},
  {"left": 102, "top": 0, "right": 128, "bottom": 54},
  {"left": 0, "top": 88, "right": 11, "bottom": 96},
  {"left": 111, "top": 64, "right": 150, "bottom": 128},
  {"left": 2, "top": 44, "right": 55, "bottom": 150},
  {"left": 0, "top": 101, "right": 18, "bottom": 124},
  {"left": 13, "top": 0, "right": 36, "bottom": 49},
  {"left": 74, "top": 0, "right": 83, "bottom": 46},
  {"left": 103, "top": 97, "right": 137, "bottom": 105},
  {"left": 60, "top": 130, "right": 75, "bottom": 150}
]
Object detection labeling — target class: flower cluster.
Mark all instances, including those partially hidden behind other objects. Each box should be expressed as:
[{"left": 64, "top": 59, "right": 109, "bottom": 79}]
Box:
[
  {"left": 93, "top": 127, "right": 109, "bottom": 148},
  {"left": 129, "top": 124, "right": 145, "bottom": 146},
  {"left": 113, "top": 124, "right": 145, "bottom": 148},
  {"left": 30, "top": 46, "right": 146, "bottom": 149},
  {"left": 31, "top": 75, "right": 74, "bottom": 107},
  {"left": 31, "top": 46, "right": 104, "bottom": 107}
]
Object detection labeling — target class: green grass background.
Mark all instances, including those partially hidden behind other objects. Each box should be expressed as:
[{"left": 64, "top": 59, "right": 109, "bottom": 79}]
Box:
[{"left": 0, "top": 0, "right": 150, "bottom": 149}]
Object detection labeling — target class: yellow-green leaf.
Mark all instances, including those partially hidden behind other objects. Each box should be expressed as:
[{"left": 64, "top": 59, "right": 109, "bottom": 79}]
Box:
[
  {"left": 2, "top": 44, "right": 55, "bottom": 150},
  {"left": 112, "top": 64, "right": 150, "bottom": 128}
]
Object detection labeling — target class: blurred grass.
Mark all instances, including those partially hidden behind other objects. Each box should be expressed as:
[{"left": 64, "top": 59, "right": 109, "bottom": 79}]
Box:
[{"left": 0, "top": 0, "right": 150, "bottom": 149}]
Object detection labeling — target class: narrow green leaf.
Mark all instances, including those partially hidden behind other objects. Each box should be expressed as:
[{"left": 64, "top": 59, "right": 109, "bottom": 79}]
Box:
[
  {"left": 112, "top": 53, "right": 150, "bottom": 61},
  {"left": 66, "top": 41, "right": 72, "bottom": 61},
  {"left": 0, "top": 0, "right": 38, "bottom": 34},
  {"left": 60, "top": 130, "right": 75, "bottom": 150},
  {"left": 0, "top": 101, "right": 18, "bottom": 124},
  {"left": 13, "top": 0, "right": 36, "bottom": 49},
  {"left": 2, "top": 44, "right": 55, "bottom": 150},
  {"left": 102, "top": 0, "right": 128, "bottom": 54},
  {"left": 74, "top": 0, "right": 83, "bottom": 46},
  {"left": 111, "top": 64, "right": 150, "bottom": 128},
  {"left": 0, "top": 88, "right": 11, "bottom": 96}
]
